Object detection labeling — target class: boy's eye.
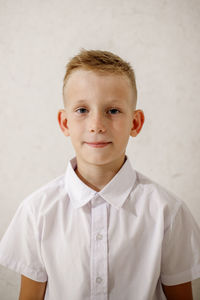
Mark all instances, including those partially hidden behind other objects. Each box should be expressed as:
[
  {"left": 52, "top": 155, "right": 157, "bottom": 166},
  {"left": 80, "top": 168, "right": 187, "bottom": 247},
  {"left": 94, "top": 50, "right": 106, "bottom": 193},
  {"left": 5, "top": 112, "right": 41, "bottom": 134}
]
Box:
[
  {"left": 108, "top": 108, "right": 120, "bottom": 114},
  {"left": 75, "top": 108, "right": 88, "bottom": 114},
  {"left": 75, "top": 108, "right": 120, "bottom": 115}
]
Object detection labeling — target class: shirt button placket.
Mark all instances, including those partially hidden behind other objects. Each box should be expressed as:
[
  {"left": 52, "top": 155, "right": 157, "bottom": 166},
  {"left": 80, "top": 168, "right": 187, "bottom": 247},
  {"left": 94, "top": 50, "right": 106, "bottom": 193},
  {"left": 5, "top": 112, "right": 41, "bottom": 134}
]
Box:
[{"left": 90, "top": 196, "right": 108, "bottom": 300}]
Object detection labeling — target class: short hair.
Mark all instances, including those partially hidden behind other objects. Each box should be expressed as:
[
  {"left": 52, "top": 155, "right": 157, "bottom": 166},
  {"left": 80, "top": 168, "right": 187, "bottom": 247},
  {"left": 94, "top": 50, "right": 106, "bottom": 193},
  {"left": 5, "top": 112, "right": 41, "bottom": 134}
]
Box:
[{"left": 63, "top": 49, "right": 137, "bottom": 107}]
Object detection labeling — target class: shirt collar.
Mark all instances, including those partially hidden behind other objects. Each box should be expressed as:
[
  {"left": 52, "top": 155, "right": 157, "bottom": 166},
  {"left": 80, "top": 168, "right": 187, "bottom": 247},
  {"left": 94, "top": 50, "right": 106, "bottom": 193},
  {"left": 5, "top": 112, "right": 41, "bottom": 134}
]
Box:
[{"left": 65, "top": 155, "right": 136, "bottom": 210}]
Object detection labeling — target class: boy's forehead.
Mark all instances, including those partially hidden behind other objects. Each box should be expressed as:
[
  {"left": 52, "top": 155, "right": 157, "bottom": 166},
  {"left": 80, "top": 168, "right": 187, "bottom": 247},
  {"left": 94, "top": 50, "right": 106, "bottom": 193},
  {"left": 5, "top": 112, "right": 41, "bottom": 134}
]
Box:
[{"left": 63, "top": 68, "right": 135, "bottom": 102}]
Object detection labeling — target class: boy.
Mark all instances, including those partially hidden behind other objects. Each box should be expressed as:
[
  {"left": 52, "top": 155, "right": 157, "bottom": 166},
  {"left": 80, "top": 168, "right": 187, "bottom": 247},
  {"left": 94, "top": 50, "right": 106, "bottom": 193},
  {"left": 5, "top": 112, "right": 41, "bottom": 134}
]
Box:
[{"left": 0, "top": 49, "right": 200, "bottom": 300}]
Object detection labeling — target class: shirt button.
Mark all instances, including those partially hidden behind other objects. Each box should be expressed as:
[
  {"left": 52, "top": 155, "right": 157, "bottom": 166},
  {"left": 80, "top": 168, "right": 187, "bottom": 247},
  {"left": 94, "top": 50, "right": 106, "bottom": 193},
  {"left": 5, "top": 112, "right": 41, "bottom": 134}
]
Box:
[
  {"left": 96, "top": 277, "right": 102, "bottom": 283},
  {"left": 96, "top": 233, "right": 103, "bottom": 240}
]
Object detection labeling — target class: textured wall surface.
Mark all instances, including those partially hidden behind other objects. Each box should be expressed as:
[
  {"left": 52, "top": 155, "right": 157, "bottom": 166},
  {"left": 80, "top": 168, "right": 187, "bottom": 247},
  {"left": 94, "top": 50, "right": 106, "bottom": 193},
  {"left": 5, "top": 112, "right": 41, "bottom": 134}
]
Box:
[{"left": 0, "top": 0, "right": 200, "bottom": 298}]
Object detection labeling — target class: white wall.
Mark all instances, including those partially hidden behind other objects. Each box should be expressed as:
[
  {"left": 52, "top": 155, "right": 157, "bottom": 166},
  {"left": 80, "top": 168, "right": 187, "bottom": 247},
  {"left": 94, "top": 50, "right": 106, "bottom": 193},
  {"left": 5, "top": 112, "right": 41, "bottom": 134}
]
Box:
[{"left": 0, "top": 0, "right": 200, "bottom": 298}]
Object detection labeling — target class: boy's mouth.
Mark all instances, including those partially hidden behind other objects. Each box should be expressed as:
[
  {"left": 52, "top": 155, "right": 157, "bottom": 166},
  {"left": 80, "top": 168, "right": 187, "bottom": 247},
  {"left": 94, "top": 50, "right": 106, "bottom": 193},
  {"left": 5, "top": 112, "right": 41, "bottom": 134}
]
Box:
[{"left": 85, "top": 142, "right": 111, "bottom": 148}]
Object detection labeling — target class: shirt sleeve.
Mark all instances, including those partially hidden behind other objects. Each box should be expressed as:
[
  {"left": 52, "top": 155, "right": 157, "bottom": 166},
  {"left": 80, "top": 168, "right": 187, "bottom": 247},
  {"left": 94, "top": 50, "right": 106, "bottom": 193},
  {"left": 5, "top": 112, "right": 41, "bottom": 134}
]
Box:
[
  {"left": 0, "top": 199, "right": 48, "bottom": 282},
  {"left": 161, "top": 201, "right": 200, "bottom": 286}
]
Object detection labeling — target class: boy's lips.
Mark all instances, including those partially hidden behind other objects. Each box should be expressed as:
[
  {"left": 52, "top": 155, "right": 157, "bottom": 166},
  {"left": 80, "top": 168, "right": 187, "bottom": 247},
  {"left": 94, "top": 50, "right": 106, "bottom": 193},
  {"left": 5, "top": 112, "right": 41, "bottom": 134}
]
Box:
[{"left": 85, "top": 141, "right": 112, "bottom": 148}]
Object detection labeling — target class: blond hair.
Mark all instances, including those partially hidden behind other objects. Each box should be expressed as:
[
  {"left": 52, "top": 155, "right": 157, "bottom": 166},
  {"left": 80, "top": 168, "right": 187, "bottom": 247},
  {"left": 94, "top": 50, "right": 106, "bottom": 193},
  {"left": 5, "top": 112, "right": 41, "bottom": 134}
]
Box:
[{"left": 63, "top": 49, "right": 137, "bottom": 107}]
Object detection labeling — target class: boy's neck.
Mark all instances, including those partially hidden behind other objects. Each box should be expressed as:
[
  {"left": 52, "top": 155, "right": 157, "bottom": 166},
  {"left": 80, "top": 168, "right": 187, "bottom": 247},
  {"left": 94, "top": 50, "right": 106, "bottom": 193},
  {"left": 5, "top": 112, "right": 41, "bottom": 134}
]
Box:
[{"left": 74, "top": 156, "right": 126, "bottom": 192}]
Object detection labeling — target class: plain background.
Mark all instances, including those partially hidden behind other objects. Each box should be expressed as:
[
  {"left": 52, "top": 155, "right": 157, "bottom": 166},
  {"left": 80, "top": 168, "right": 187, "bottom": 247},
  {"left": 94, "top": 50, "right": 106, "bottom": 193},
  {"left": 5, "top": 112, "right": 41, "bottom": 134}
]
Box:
[{"left": 0, "top": 0, "right": 200, "bottom": 298}]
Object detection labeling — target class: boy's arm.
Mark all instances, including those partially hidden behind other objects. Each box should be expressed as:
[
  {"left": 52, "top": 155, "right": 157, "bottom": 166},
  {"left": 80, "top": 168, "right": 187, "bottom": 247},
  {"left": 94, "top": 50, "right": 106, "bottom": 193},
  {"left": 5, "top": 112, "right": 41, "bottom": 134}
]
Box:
[
  {"left": 162, "top": 281, "right": 193, "bottom": 300},
  {"left": 19, "top": 275, "right": 47, "bottom": 300}
]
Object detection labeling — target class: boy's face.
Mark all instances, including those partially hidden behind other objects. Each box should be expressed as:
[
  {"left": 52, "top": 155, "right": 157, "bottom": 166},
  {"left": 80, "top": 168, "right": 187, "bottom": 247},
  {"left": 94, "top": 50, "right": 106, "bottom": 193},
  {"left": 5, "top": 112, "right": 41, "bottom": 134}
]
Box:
[{"left": 58, "top": 69, "right": 144, "bottom": 170}]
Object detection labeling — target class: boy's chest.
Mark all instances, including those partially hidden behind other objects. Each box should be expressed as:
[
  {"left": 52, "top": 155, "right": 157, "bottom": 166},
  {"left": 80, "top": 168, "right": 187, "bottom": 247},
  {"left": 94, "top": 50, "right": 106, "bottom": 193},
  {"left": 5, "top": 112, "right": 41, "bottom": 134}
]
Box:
[{"left": 40, "top": 197, "right": 164, "bottom": 300}]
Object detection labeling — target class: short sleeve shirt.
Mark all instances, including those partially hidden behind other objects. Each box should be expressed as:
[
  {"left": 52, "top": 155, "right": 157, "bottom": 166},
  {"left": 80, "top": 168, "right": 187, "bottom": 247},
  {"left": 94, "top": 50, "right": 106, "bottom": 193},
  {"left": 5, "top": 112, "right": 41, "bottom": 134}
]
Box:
[{"left": 0, "top": 155, "right": 200, "bottom": 300}]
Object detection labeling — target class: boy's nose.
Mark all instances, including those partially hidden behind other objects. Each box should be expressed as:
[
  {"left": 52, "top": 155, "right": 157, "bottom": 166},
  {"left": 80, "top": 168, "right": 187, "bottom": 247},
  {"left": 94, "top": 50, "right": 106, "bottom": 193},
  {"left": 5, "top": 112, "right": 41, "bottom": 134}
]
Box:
[{"left": 89, "top": 114, "right": 106, "bottom": 133}]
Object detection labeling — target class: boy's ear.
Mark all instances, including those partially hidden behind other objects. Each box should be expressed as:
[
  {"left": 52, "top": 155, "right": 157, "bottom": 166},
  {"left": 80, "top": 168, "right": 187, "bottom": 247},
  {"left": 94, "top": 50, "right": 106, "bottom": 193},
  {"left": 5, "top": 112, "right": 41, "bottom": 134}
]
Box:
[
  {"left": 130, "top": 110, "right": 145, "bottom": 137},
  {"left": 57, "top": 109, "right": 70, "bottom": 137}
]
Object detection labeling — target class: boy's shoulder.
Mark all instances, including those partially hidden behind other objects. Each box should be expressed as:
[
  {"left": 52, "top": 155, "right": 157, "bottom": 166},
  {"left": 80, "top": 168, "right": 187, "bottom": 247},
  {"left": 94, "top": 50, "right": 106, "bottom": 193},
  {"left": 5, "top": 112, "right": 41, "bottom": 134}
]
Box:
[
  {"left": 135, "top": 170, "right": 180, "bottom": 198},
  {"left": 22, "top": 173, "right": 66, "bottom": 214},
  {"left": 135, "top": 169, "right": 181, "bottom": 204},
  {"left": 135, "top": 170, "right": 181, "bottom": 203},
  {"left": 133, "top": 170, "right": 184, "bottom": 226}
]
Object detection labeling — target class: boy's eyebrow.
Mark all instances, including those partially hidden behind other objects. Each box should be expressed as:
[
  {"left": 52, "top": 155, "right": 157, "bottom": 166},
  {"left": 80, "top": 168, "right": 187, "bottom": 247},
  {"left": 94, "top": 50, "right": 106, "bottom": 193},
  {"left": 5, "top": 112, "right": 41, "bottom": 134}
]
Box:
[
  {"left": 72, "top": 99, "right": 123, "bottom": 106},
  {"left": 107, "top": 99, "right": 123, "bottom": 105},
  {"left": 72, "top": 99, "right": 88, "bottom": 105}
]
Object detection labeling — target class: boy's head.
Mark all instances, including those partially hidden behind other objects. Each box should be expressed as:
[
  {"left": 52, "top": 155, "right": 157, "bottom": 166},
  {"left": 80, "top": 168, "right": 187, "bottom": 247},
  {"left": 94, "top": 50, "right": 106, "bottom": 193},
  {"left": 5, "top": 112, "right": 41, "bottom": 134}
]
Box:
[
  {"left": 62, "top": 49, "right": 137, "bottom": 109},
  {"left": 58, "top": 49, "right": 144, "bottom": 172}
]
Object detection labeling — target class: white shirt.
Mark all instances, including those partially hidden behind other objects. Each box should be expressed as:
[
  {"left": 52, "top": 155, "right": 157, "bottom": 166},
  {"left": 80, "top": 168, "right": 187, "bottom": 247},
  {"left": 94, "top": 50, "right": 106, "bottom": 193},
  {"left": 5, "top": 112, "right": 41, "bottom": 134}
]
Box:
[{"left": 0, "top": 155, "right": 200, "bottom": 300}]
